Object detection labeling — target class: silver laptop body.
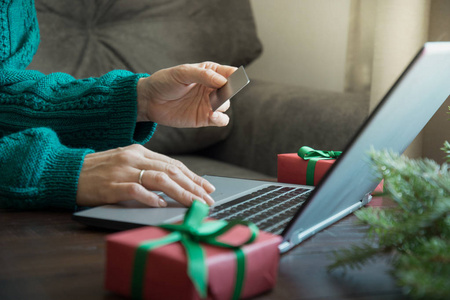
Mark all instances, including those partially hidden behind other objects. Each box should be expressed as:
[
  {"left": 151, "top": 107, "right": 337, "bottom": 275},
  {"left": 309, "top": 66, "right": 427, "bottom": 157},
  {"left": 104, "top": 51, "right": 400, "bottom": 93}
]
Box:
[{"left": 74, "top": 42, "right": 450, "bottom": 254}]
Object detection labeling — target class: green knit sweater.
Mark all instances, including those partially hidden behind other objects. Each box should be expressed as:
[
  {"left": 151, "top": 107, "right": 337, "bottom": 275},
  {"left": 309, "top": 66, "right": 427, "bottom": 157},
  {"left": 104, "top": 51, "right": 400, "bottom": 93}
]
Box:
[{"left": 0, "top": 0, "right": 156, "bottom": 210}]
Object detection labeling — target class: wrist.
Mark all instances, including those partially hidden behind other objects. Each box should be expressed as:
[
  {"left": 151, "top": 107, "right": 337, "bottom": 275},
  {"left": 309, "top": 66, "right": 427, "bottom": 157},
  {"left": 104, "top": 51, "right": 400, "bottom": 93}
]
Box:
[{"left": 136, "top": 77, "right": 150, "bottom": 122}]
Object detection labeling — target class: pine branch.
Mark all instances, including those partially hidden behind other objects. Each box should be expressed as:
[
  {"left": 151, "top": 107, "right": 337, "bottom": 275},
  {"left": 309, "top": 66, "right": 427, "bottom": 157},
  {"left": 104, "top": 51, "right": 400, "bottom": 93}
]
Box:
[
  {"left": 442, "top": 141, "right": 450, "bottom": 163},
  {"left": 394, "top": 238, "right": 450, "bottom": 299},
  {"left": 329, "top": 148, "right": 450, "bottom": 299},
  {"left": 327, "top": 242, "right": 388, "bottom": 272}
]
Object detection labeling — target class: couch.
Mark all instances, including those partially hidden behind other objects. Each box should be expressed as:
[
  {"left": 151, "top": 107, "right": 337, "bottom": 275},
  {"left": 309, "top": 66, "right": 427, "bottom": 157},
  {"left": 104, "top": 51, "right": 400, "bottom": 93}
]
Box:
[{"left": 29, "top": 0, "right": 369, "bottom": 180}]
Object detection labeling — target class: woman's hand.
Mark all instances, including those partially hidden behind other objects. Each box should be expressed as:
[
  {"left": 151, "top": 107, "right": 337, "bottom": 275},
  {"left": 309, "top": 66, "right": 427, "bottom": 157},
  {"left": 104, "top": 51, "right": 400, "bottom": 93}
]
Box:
[
  {"left": 76, "top": 144, "right": 215, "bottom": 208},
  {"left": 136, "top": 62, "right": 237, "bottom": 128}
]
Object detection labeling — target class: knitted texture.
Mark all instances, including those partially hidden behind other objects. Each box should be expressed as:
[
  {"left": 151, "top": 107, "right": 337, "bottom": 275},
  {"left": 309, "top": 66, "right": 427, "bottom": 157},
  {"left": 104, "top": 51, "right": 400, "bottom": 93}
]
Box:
[
  {"left": 0, "top": 0, "right": 156, "bottom": 209},
  {"left": 0, "top": 128, "right": 94, "bottom": 209},
  {"left": 0, "top": 0, "right": 39, "bottom": 69},
  {"left": 0, "top": 69, "right": 156, "bottom": 150}
]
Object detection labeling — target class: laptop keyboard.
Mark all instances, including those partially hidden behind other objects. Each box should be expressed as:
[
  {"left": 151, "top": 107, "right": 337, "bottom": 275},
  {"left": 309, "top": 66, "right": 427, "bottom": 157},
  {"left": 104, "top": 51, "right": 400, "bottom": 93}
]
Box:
[{"left": 209, "top": 185, "right": 311, "bottom": 235}]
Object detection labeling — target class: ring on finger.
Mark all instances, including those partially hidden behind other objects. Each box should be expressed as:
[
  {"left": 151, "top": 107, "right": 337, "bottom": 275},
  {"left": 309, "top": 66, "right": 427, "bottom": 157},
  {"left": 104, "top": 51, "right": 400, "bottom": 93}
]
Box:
[{"left": 138, "top": 170, "right": 146, "bottom": 185}]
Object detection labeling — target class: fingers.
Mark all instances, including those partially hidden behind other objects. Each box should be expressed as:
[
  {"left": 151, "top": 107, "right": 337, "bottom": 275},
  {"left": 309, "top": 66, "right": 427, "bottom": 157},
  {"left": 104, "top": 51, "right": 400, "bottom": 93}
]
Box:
[
  {"left": 173, "top": 62, "right": 238, "bottom": 89},
  {"left": 139, "top": 170, "right": 214, "bottom": 207},
  {"left": 130, "top": 147, "right": 216, "bottom": 206},
  {"left": 137, "top": 159, "right": 214, "bottom": 205},
  {"left": 215, "top": 99, "right": 230, "bottom": 113},
  {"left": 139, "top": 150, "right": 216, "bottom": 194},
  {"left": 174, "top": 65, "right": 226, "bottom": 88},
  {"left": 211, "top": 63, "right": 238, "bottom": 78},
  {"left": 126, "top": 147, "right": 216, "bottom": 205},
  {"left": 76, "top": 145, "right": 216, "bottom": 208},
  {"left": 209, "top": 111, "right": 230, "bottom": 127},
  {"left": 207, "top": 99, "right": 230, "bottom": 126},
  {"left": 110, "top": 183, "right": 168, "bottom": 208}
]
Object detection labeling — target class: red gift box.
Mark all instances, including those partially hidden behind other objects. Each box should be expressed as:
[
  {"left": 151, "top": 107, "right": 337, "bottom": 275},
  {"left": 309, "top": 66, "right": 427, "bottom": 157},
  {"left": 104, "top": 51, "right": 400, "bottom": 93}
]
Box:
[
  {"left": 278, "top": 152, "right": 384, "bottom": 196},
  {"left": 278, "top": 153, "right": 335, "bottom": 186},
  {"left": 105, "top": 212, "right": 282, "bottom": 299}
]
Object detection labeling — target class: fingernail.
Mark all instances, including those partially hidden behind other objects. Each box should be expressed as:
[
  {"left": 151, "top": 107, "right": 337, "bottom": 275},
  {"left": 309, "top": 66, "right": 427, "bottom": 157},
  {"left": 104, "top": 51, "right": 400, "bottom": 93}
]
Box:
[
  {"left": 211, "top": 112, "right": 220, "bottom": 120},
  {"left": 205, "top": 194, "right": 215, "bottom": 205},
  {"left": 159, "top": 198, "right": 167, "bottom": 207},
  {"left": 195, "top": 198, "right": 207, "bottom": 205},
  {"left": 205, "top": 182, "right": 216, "bottom": 193},
  {"left": 213, "top": 74, "right": 227, "bottom": 86}
]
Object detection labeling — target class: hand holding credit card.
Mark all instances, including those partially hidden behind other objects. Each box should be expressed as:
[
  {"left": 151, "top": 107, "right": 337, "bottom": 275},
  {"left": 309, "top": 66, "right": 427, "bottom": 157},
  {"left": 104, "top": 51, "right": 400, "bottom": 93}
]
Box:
[{"left": 210, "top": 66, "right": 250, "bottom": 111}]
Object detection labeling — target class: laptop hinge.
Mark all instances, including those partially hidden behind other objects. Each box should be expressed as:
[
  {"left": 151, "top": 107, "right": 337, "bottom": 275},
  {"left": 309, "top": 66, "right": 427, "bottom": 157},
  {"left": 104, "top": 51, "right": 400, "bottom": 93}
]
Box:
[
  {"left": 278, "top": 241, "right": 292, "bottom": 252},
  {"left": 362, "top": 192, "right": 372, "bottom": 205},
  {"left": 278, "top": 194, "right": 372, "bottom": 254},
  {"left": 288, "top": 200, "right": 365, "bottom": 250},
  {"left": 290, "top": 228, "right": 307, "bottom": 247}
]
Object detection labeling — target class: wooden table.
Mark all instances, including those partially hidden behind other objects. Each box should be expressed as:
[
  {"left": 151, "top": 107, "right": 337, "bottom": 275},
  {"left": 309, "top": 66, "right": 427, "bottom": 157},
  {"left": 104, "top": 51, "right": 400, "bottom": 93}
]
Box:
[{"left": 0, "top": 197, "right": 408, "bottom": 300}]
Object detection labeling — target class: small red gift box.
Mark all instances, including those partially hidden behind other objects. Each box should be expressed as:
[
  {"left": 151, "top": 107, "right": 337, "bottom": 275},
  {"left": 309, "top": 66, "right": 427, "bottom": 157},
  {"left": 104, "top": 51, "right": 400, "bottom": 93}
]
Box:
[
  {"left": 278, "top": 149, "right": 384, "bottom": 194},
  {"left": 105, "top": 203, "right": 282, "bottom": 300},
  {"left": 278, "top": 153, "right": 335, "bottom": 186}
]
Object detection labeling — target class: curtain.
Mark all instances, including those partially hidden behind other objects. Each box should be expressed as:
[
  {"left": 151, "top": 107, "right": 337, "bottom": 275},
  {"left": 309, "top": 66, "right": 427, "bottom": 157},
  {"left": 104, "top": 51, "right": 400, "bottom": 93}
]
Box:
[
  {"left": 423, "top": 0, "right": 450, "bottom": 164},
  {"left": 346, "top": 0, "right": 450, "bottom": 162}
]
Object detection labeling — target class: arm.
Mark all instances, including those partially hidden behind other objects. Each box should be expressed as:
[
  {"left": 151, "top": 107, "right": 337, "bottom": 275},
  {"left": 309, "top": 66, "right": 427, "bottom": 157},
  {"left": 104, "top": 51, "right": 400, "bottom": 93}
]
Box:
[
  {"left": 0, "top": 65, "right": 234, "bottom": 210},
  {"left": 0, "top": 127, "right": 93, "bottom": 210},
  {"left": 0, "top": 128, "right": 216, "bottom": 210},
  {"left": 1, "top": 0, "right": 155, "bottom": 149},
  {"left": 0, "top": 69, "right": 156, "bottom": 151},
  {"left": 1, "top": 1, "right": 233, "bottom": 209}
]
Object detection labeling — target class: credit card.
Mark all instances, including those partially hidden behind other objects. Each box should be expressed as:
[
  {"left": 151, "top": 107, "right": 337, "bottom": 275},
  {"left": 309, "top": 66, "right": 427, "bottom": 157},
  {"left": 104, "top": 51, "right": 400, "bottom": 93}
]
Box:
[{"left": 210, "top": 66, "right": 250, "bottom": 111}]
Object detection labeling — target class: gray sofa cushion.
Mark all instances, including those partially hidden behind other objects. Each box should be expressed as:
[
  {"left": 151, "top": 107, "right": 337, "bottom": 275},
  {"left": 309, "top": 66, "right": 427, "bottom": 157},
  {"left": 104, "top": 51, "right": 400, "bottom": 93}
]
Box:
[
  {"left": 29, "top": 0, "right": 262, "bottom": 153},
  {"left": 171, "top": 155, "right": 271, "bottom": 180},
  {"left": 145, "top": 108, "right": 233, "bottom": 154},
  {"left": 202, "top": 79, "right": 370, "bottom": 177}
]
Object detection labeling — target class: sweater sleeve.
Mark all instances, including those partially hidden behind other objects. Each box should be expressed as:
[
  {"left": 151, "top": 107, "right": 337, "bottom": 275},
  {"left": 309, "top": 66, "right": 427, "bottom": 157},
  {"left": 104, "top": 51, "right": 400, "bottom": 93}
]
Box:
[
  {"left": 0, "top": 68, "right": 157, "bottom": 151},
  {"left": 0, "top": 127, "right": 94, "bottom": 210}
]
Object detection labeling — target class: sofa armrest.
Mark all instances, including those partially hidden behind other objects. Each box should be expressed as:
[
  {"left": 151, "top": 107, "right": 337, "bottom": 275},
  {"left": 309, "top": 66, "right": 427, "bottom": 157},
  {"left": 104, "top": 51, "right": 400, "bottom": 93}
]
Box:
[{"left": 201, "top": 79, "right": 370, "bottom": 177}]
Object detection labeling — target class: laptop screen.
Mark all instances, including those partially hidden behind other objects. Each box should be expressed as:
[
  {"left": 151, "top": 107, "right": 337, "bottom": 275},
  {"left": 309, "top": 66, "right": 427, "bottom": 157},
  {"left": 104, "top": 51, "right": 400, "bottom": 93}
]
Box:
[{"left": 282, "top": 42, "right": 450, "bottom": 248}]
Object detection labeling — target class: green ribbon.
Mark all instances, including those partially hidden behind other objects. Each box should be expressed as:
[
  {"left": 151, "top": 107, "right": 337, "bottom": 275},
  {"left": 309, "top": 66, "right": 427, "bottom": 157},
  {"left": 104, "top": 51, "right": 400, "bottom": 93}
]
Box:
[
  {"left": 131, "top": 200, "right": 259, "bottom": 300},
  {"left": 297, "top": 146, "right": 342, "bottom": 186}
]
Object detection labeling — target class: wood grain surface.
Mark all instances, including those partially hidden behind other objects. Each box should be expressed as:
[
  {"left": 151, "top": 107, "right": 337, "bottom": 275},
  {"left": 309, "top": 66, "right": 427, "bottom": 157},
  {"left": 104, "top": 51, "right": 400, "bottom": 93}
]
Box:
[{"left": 0, "top": 197, "right": 408, "bottom": 300}]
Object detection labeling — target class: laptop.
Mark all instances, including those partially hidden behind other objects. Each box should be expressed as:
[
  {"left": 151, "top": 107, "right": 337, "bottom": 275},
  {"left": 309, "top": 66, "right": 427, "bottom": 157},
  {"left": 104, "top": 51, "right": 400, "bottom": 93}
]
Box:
[{"left": 73, "top": 42, "right": 450, "bottom": 254}]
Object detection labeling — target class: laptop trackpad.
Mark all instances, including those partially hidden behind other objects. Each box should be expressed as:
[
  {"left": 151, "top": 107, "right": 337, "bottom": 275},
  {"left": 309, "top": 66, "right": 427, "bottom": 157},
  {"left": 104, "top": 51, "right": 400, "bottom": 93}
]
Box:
[{"left": 75, "top": 197, "right": 187, "bottom": 227}]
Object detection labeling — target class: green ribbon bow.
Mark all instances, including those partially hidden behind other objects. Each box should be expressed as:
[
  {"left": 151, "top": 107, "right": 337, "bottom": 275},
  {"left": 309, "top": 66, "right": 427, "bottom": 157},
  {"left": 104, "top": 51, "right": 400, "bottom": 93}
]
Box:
[
  {"left": 297, "top": 146, "right": 342, "bottom": 186},
  {"left": 131, "top": 200, "right": 259, "bottom": 300}
]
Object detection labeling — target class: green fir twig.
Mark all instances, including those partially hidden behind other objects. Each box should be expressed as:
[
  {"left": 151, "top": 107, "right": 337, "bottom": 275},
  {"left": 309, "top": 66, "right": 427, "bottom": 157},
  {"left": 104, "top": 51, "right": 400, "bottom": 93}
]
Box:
[
  {"left": 442, "top": 141, "right": 450, "bottom": 163},
  {"left": 329, "top": 148, "right": 450, "bottom": 300}
]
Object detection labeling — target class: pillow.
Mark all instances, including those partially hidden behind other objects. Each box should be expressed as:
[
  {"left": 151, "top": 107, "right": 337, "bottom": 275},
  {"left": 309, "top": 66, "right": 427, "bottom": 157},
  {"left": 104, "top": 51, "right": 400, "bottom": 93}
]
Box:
[{"left": 29, "top": 0, "right": 262, "bottom": 153}]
